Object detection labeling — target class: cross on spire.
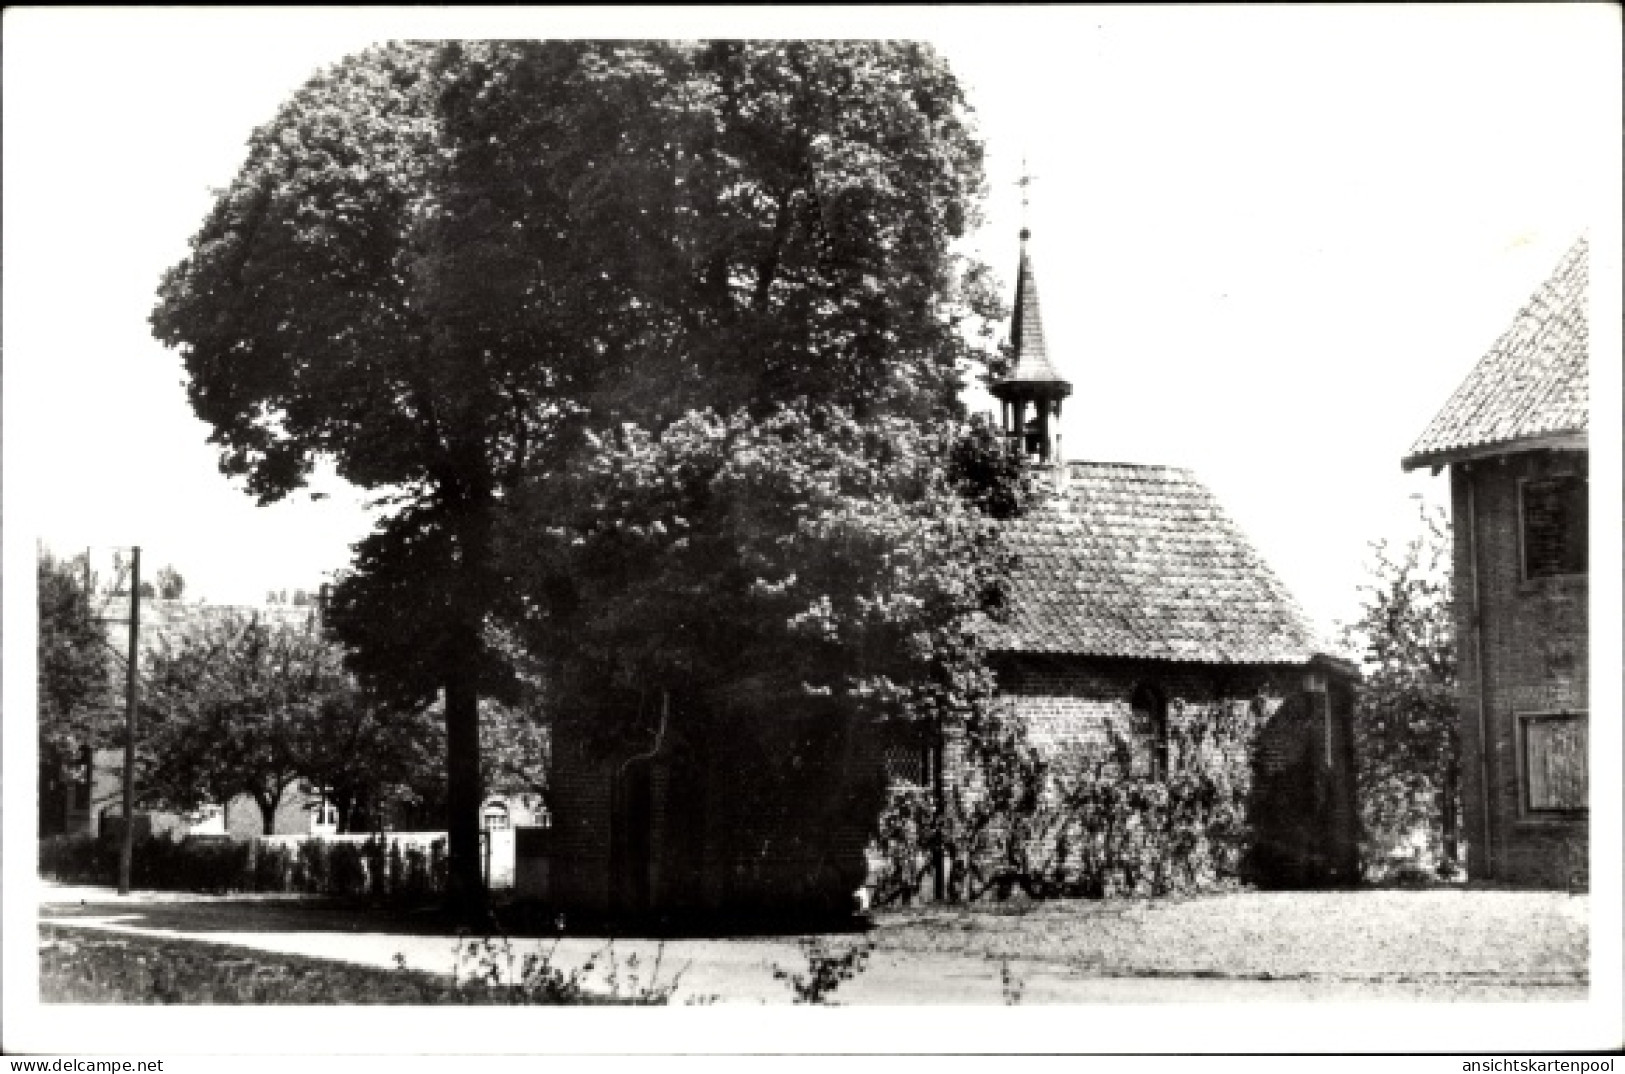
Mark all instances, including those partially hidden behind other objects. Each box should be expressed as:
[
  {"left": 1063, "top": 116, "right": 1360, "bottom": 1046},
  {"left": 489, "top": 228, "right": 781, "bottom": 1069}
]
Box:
[{"left": 1017, "top": 157, "right": 1037, "bottom": 241}]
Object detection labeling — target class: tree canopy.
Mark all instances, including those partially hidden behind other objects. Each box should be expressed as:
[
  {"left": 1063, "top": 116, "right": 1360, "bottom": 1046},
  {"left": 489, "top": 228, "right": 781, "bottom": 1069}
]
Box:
[
  {"left": 506, "top": 407, "right": 1026, "bottom": 752},
  {"left": 139, "top": 610, "right": 352, "bottom": 833},
  {"left": 37, "top": 550, "right": 114, "bottom": 763},
  {"left": 1343, "top": 504, "right": 1460, "bottom": 874},
  {"left": 155, "top": 566, "right": 186, "bottom": 601},
  {"left": 152, "top": 40, "right": 1005, "bottom": 904}
]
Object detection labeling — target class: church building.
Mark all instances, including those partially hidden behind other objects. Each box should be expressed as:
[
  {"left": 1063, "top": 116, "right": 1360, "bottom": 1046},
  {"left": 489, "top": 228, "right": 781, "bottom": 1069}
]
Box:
[
  {"left": 969, "top": 226, "right": 1360, "bottom": 895},
  {"left": 530, "top": 226, "right": 1361, "bottom": 916}
]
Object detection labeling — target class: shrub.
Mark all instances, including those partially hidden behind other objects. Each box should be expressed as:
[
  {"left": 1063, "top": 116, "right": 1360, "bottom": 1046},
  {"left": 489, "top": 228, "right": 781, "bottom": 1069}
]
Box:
[
  {"left": 872, "top": 785, "right": 935, "bottom": 904},
  {"left": 388, "top": 841, "right": 405, "bottom": 895},
  {"left": 401, "top": 844, "right": 431, "bottom": 899},
  {"left": 39, "top": 834, "right": 115, "bottom": 885},
  {"left": 295, "top": 838, "right": 328, "bottom": 893},
  {"left": 329, "top": 841, "right": 366, "bottom": 896},
  {"left": 252, "top": 842, "right": 293, "bottom": 891},
  {"left": 40, "top": 833, "right": 251, "bottom": 892},
  {"left": 771, "top": 937, "right": 875, "bottom": 1004},
  {"left": 363, "top": 836, "right": 388, "bottom": 898},
  {"left": 146, "top": 836, "right": 249, "bottom": 892},
  {"left": 429, "top": 838, "right": 448, "bottom": 892}
]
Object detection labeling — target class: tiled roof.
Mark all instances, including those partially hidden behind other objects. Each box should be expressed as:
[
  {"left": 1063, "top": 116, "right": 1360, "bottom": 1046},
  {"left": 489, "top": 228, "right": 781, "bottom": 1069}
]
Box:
[
  {"left": 994, "top": 245, "right": 1071, "bottom": 394},
  {"left": 100, "top": 598, "right": 320, "bottom": 662},
  {"left": 1403, "top": 237, "right": 1589, "bottom": 470},
  {"left": 987, "top": 462, "right": 1324, "bottom": 664}
]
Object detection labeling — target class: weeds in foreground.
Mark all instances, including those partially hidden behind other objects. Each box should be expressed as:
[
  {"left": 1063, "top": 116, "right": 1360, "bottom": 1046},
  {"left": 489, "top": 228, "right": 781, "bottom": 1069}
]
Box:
[
  {"left": 1000, "top": 959, "right": 1025, "bottom": 1005},
  {"left": 437, "top": 924, "right": 687, "bottom": 1005},
  {"left": 772, "top": 936, "right": 876, "bottom": 1004},
  {"left": 40, "top": 921, "right": 689, "bottom": 1006}
]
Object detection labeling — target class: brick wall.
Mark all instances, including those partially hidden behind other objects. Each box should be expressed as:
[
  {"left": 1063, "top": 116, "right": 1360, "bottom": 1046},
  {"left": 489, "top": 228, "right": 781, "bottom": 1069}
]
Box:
[
  {"left": 992, "top": 654, "right": 1298, "bottom": 754},
  {"left": 1452, "top": 452, "right": 1589, "bottom": 887},
  {"left": 540, "top": 729, "right": 616, "bottom": 910},
  {"left": 984, "top": 655, "right": 1358, "bottom": 889}
]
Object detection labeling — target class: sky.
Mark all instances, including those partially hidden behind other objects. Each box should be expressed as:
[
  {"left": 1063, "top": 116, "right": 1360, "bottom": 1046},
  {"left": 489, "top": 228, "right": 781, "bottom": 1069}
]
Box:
[{"left": 4, "top": 6, "right": 1619, "bottom": 634}]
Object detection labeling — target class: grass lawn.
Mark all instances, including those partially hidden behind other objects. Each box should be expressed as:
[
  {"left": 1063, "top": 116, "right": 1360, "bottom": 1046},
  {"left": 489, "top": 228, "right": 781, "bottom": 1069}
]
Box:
[
  {"left": 38, "top": 924, "right": 677, "bottom": 1004},
  {"left": 875, "top": 889, "right": 1589, "bottom": 983},
  {"left": 38, "top": 885, "right": 1589, "bottom": 1004}
]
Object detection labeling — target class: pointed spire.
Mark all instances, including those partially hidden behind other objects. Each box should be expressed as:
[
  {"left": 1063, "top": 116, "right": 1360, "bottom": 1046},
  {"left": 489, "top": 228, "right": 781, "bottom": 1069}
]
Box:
[
  {"left": 993, "top": 228, "right": 1072, "bottom": 401},
  {"left": 996, "top": 164, "right": 1071, "bottom": 399},
  {"left": 1005, "top": 235, "right": 1069, "bottom": 389},
  {"left": 992, "top": 213, "right": 1072, "bottom": 464}
]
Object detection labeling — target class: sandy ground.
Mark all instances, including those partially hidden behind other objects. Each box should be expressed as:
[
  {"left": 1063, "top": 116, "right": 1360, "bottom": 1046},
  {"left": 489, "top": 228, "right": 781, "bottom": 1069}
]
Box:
[{"left": 37, "top": 882, "right": 1589, "bottom": 1004}]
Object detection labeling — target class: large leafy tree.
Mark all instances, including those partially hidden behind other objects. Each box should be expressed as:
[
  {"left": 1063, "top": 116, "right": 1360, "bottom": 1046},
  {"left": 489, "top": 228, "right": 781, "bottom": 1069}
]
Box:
[
  {"left": 140, "top": 611, "right": 354, "bottom": 834},
  {"left": 37, "top": 549, "right": 115, "bottom": 769},
  {"left": 506, "top": 405, "right": 1028, "bottom": 904},
  {"left": 152, "top": 40, "right": 1000, "bottom": 907},
  {"left": 508, "top": 408, "right": 1023, "bottom": 737},
  {"left": 296, "top": 680, "right": 444, "bottom": 835},
  {"left": 1344, "top": 504, "right": 1461, "bottom": 875}
]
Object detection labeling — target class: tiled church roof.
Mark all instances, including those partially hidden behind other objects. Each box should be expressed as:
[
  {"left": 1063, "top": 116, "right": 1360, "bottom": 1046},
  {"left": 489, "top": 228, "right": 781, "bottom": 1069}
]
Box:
[
  {"left": 987, "top": 462, "right": 1325, "bottom": 664},
  {"left": 1402, "top": 237, "right": 1589, "bottom": 471}
]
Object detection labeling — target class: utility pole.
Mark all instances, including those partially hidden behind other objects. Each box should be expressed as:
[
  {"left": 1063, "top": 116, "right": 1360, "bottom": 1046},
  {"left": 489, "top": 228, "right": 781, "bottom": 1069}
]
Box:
[
  {"left": 118, "top": 547, "right": 140, "bottom": 896},
  {"left": 932, "top": 715, "right": 947, "bottom": 902}
]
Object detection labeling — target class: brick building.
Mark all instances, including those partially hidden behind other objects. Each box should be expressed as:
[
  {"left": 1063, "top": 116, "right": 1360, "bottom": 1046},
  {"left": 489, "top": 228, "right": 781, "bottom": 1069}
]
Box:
[
  {"left": 979, "top": 229, "right": 1359, "bottom": 891},
  {"left": 1402, "top": 237, "right": 1589, "bottom": 887},
  {"left": 533, "top": 228, "right": 1360, "bottom": 914},
  {"left": 987, "top": 460, "right": 1360, "bottom": 891}
]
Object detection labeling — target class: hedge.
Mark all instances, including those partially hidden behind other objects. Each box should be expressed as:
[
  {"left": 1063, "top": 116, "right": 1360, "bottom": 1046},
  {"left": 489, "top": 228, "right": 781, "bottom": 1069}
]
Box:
[{"left": 39, "top": 833, "right": 448, "bottom": 900}]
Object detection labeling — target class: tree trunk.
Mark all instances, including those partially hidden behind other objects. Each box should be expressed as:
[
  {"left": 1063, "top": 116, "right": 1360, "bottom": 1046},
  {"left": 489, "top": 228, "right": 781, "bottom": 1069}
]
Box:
[
  {"left": 444, "top": 649, "right": 486, "bottom": 915},
  {"left": 1441, "top": 764, "right": 1460, "bottom": 868},
  {"left": 256, "top": 788, "right": 284, "bottom": 836},
  {"left": 443, "top": 489, "right": 493, "bottom": 918},
  {"left": 335, "top": 788, "right": 357, "bottom": 834}
]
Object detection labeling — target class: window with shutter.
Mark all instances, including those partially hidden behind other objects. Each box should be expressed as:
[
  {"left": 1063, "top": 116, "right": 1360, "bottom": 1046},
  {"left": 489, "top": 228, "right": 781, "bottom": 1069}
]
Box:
[
  {"left": 1522, "top": 474, "right": 1588, "bottom": 579},
  {"left": 1520, "top": 712, "right": 1588, "bottom": 814}
]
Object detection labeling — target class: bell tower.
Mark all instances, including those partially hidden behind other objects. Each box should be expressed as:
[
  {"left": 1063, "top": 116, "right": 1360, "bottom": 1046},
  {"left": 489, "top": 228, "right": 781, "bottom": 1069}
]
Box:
[{"left": 991, "top": 223, "right": 1072, "bottom": 464}]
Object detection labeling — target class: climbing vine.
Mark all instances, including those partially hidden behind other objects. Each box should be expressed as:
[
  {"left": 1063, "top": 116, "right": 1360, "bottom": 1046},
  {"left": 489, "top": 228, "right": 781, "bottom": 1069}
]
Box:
[{"left": 873, "top": 701, "right": 1260, "bottom": 903}]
